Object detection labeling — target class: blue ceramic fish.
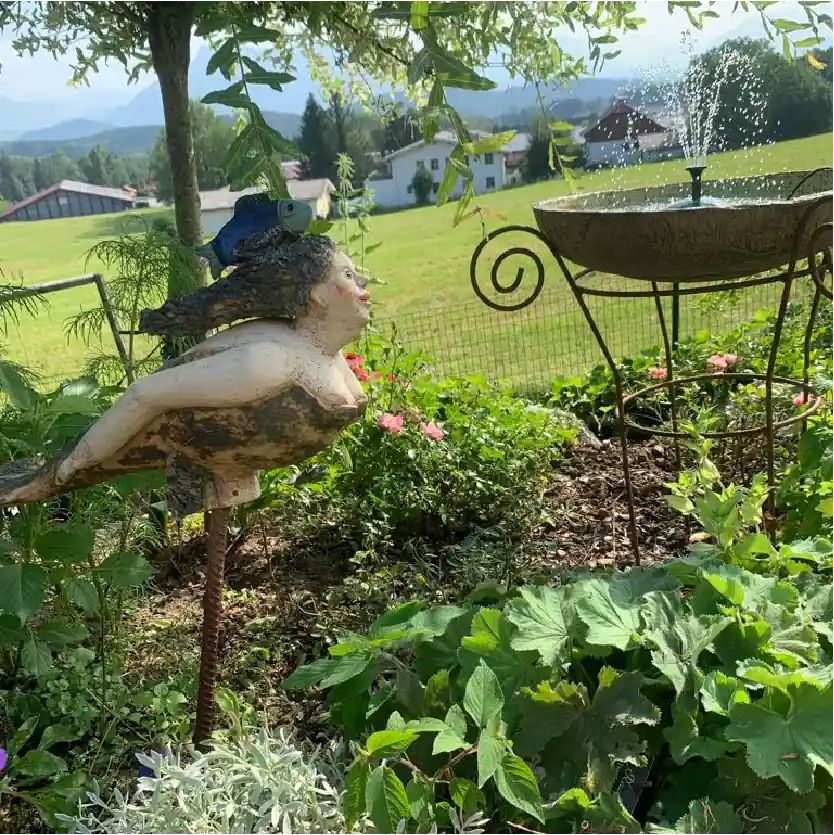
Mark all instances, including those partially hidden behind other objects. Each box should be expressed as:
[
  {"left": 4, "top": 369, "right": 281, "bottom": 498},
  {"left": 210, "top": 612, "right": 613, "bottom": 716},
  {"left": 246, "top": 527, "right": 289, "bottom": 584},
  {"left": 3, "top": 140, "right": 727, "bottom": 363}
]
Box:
[{"left": 196, "top": 193, "right": 313, "bottom": 280}]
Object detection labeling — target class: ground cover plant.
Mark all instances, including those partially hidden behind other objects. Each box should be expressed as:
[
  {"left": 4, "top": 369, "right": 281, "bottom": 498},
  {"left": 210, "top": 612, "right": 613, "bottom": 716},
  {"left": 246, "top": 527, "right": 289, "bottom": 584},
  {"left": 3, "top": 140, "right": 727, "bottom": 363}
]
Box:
[{"left": 282, "top": 449, "right": 833, "bottom": 833}]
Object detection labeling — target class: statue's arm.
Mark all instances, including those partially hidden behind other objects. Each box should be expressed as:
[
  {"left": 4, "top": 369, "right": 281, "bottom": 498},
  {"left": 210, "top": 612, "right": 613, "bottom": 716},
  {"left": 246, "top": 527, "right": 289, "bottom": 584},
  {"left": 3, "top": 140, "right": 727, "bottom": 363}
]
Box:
[{"left": 56, "top": 343, "right": 297, "bottom": 484}]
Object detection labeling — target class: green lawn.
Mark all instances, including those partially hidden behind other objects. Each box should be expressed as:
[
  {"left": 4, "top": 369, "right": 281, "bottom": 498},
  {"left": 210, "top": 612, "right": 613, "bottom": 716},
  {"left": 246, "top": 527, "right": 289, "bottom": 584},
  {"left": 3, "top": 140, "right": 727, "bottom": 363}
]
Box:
[{"left": 1, "top": 132, "right": 831, "bottom": 387}]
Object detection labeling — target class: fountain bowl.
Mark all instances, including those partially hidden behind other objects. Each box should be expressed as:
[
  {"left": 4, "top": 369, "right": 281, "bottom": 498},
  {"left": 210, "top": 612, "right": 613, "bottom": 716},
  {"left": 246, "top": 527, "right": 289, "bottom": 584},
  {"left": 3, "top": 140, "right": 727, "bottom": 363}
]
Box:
[{"left": 533, "top": 169, "right": 832, "bottom": 283}]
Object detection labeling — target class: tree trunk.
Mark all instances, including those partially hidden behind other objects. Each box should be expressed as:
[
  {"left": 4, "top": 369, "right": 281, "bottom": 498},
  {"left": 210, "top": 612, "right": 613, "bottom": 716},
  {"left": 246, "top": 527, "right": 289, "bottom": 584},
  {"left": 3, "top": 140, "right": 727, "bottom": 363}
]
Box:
[{"left": 147, "top": 2, "right": 204, "bottom": 294}]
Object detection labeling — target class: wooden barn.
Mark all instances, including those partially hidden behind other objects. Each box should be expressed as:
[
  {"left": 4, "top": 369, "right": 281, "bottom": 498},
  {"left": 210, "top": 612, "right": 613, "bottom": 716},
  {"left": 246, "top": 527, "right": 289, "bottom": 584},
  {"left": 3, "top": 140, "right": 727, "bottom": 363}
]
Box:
[{"left": 0, "top": 180, "right": 136, "bottom": 223}]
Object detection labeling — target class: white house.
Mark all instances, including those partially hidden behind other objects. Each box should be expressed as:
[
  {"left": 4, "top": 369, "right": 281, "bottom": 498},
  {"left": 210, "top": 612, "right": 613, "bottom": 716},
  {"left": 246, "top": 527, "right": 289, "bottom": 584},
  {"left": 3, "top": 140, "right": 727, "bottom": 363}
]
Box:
[
  {"left": 364, "top": 130, "right": 517, "bottom": 209},
  {"left": 199, "top": 179, "right": 335, "bottom": 238},
  {"left": 582, "top": 101, "right": 682, "bottom": 169}
]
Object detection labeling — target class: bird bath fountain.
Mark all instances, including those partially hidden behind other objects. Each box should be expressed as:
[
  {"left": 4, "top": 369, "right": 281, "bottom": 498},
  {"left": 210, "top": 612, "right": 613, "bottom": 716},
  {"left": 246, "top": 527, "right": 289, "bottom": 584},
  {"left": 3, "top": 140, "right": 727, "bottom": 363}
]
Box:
[{"left": 470, "top": 46, "right": 833, "bottom": 563}]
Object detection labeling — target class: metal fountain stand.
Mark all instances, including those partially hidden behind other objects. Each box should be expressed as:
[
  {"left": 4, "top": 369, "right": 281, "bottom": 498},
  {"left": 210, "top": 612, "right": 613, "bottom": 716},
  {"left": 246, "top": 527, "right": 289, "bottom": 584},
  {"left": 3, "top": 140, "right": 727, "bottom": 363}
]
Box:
[{"left": 470, "top": 167, "right": 833, "bottom": 565}]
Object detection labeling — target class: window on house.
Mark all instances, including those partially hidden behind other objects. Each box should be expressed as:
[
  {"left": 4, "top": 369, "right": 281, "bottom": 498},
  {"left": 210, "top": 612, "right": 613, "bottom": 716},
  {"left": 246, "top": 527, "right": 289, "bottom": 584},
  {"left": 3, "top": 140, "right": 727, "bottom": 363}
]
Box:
[
  {"left": 416, "top": 160, "right": 425, "bottom": 170},
  {"left": 430, "top": 158, "right": 439, "bottom": 171},
  {"left": 407, "top": 184, "right": 414, "bottom": 194},
  {"left": 432, "top": 181, "right": 439, "bottom": 193},
  {"left": 484, "top": 153, "right": 494, "bottom": 165},
  {"left": 486, "top": 176, "right": 496, "bottom": 190},
  {"left": 473, "top": 154, "right": 481, "bottom": 163},
  {"left": 58, "top": 194, "right": 69, "bottom": 206}
]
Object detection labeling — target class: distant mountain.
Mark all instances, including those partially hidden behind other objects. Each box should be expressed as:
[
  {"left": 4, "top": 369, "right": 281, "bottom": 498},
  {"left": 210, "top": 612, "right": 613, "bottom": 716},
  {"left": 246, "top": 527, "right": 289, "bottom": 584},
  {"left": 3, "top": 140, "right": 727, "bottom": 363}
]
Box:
[
  {"left": 18, "top": 119, "right": 115, "bottom": 142},
  {"left": 0, "top": 111, "right": 302, "bottom": 158}
]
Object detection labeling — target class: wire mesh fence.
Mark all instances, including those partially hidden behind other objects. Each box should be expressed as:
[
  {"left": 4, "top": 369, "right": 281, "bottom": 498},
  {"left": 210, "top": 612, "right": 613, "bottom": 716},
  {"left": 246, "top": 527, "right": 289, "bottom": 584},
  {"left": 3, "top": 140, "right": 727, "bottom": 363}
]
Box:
[
  {"left": 29, "top": 270, "right": 815, "bottom": 395},
  {"left": 373, "top": 274, "right": 815, "bottom": 393}
]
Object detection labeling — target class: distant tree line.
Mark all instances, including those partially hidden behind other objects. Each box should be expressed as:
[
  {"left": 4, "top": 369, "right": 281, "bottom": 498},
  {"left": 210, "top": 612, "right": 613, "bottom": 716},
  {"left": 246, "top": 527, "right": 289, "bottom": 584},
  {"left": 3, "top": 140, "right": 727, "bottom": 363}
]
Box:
[{"left": 0, "top": 146, "right": 150, "bottom": 205}]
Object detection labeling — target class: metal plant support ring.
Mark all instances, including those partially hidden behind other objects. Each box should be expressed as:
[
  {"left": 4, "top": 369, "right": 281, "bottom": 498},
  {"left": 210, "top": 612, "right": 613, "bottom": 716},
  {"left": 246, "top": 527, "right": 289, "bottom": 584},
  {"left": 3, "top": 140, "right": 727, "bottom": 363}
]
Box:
[{"left": 469, "top": 207, "right": 832, "bottom": 565}]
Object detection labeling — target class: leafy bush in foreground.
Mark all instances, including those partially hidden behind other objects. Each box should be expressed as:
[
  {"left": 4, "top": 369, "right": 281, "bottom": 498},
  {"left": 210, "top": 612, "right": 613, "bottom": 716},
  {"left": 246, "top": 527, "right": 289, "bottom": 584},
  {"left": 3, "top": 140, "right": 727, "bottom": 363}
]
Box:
[{"left": 283, "top": 472, "right": 833, "bottom": 833}]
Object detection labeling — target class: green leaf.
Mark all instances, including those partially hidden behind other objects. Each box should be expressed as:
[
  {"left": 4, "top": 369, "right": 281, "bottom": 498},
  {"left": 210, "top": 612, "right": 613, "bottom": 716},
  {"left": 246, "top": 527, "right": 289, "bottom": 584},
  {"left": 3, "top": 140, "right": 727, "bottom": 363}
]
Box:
[
  {"left": 433, "top": 728, "right": 469, "bottom": 755},
  {"left": 463, "top": 659, "right": 504, "bottom": 728},
  {"left": 674, "top": 798, "right": 742, "bottom": 833},
  {"left": 476, "top": 721, "right": 506, "bottom": 787},
  {"left": 462, "top": 130, "right": 515, "bottom": 155},
  {"left": 410, "top": 0, "right": 430, "bottom": 30},
  {"left": 772, "top": 17, "right": 809, "bottom": 31},
  {"left": 206, "top": 38, "right": 236, "bottom": 78},
  {"left": 0, "top": 563, "right": 48, "bottom": 624},
  {"left": 37, "top": 618, "right": 88, "bottom": 646},
  {"left": 406, "top": 776, "right": 433, "bottom": 823},
  {"left": 450, "top": 777, "right": 484, "bottom": 814},
  {"left": 62, "top": 577, "right": 99, "bottom": 615},
  {"left": 445, "top": 704, "right": 468, "bottom": 738},
  {"left": 575, "top": 576, "right": 641, "bottom": 651},
  {"left": 0, "top": 613, "right": 26, "bottom": 645},
  {"left": 240, "top": 56, "right": 295, "bottom": 90},
  {"left": 35, "top": 524, "right": 94, "bottom": 564},
  {"left": 700, "top": 672, "right": 748, "bottom": 715},
  {"left": 8, "top": 715, "right": 39, "bottom": 758},
  {"left": 664, "top": 710, "right": 729, "bottom": 764},
  {"left": 365, "top": 765, "right": 409, "bottom": 833},
  {"left": 515, "top": 668, "right": 659, "bottom": 793},
  {"left": 201, "top": 81, "right": 246, "bottom": 107},
  {"left": 214, "top": 686, "right": 241, "bottom": 716},
  {"left": 283, "top": 654, "right": 373, "bottom": 691},
  {"left": 14, "top": 749, "right": 68, "bottom": 777},
  {"left": 345, "top": 758, "right": 370, "bottom": 830},
  {"left": 725, "top": 683, "right": 833, "bottom": 792},
  {"left": 365, "top": 729, "right": 419, "bottom": 757},
  {"left": 641, "top": 591, "right": 731, "bottom": 701},
  {"left": 43, "top": 394, "right": 99, "bottom": 415},
  {"left": 494, "top": 753, "right": 545, "bottom": 822},
  {"left": 736, "top": 660, "right": 830, "bottom": 691},
  {"left": 94, "top": 551, "right": 153, "bottom": 589},
  {"left": 0, "top": 359, "right": 38, "bottom": 409},
  {"left": 505, "top": 585, "right": 570, "bottom": 665},
  {"left": 39, "top": 723, "right": 77, "bottom": 751},
  {"left": 458, "top": 609, "right": 544, "bottom": 693},
  {"left": 22, "top": 636, "right": 52, "bottom": 676}
]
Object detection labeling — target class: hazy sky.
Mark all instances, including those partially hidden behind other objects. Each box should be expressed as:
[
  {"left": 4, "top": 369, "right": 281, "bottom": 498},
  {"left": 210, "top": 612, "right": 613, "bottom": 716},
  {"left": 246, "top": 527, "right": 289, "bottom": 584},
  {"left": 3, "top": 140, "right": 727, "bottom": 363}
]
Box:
[{"left": 0, "top": 1, "right": 812, "bottom": 102}]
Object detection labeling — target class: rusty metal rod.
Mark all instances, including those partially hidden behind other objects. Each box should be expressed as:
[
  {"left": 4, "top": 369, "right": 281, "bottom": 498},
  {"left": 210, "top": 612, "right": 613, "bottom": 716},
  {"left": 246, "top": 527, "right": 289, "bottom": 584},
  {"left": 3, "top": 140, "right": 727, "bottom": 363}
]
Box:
[{"left": 194, "top": 507, "right": 230, "bottom": 749}]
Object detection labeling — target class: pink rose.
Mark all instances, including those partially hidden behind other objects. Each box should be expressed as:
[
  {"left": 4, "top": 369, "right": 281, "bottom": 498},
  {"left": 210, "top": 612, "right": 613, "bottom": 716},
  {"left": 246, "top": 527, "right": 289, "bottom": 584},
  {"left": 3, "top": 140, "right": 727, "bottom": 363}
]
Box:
[
  {"left": 707, "top": 354, "right": 728, "bottom": 371},
  {"left": 648, "top": 366, "right": 666, "bottom": 380},
  {"left": 721, "top": 353, "right": 737, "bottom": 366},
  {"left": 378, "top": 412, "right": 404, "bottom": 432},
  {"left": 793, "top": 393, "right": 817, "bottom": 408},
  {"left": 420, "top": 421, "right": 445, "bottom": 440}
]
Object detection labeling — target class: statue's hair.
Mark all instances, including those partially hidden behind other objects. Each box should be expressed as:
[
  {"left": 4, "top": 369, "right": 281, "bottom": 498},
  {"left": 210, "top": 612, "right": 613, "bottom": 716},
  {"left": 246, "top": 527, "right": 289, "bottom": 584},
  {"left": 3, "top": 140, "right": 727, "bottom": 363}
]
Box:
[{"left": 138, "top": 235, "right": 336, "bottom": 338}]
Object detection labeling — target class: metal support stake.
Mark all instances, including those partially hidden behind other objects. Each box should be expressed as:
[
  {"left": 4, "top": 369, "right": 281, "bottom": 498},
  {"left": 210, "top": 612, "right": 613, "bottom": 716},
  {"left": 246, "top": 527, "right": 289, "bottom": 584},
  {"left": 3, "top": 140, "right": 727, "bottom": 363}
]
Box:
[
  {"left": 194, "top": 507, "right": 230, "bottom": 749},
  {"left": 671, "top": 284, "right": 680, "bottom": 350}
]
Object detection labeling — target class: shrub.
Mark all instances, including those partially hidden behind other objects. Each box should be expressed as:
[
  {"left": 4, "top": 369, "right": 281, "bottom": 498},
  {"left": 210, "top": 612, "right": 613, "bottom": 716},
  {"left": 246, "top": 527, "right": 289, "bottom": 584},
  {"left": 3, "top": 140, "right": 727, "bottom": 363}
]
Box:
[
  {"left": 56, "top": 725, "right": 355, "bottom": 834},
  {"left": 255, "top": 337, "right": 578, "bottom": 554},
  {"left": 282, "top": 460, "right": 833, "bottom": 833}
]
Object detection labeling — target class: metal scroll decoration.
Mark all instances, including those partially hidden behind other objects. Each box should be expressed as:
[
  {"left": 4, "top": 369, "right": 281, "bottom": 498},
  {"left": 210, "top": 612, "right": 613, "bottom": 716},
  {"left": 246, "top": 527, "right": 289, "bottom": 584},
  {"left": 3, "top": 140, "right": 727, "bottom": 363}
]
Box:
[{"left": 470, "top": 225, "right": 559, "bottom": 312}]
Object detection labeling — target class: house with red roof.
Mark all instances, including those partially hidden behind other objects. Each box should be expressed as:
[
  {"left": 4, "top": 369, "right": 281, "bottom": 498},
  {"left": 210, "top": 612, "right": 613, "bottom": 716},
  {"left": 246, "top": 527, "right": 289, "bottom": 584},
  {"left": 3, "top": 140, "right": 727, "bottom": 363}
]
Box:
[{"left": 583, "top": 101, "right": 682, "bottom": 169}]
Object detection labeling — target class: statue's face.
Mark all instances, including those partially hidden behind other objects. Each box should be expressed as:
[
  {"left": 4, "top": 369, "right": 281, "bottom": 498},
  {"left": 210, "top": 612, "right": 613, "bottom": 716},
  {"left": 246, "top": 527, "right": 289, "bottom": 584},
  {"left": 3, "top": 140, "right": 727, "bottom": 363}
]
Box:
[{"left": 321, "top": 251, "right": 372, "bottom": 332}]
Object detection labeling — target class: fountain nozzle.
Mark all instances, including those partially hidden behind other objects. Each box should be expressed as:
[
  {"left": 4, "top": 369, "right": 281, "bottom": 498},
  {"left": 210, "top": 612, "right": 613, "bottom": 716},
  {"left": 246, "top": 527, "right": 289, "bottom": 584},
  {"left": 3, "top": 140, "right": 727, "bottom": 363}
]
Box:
[{"left": 686, "top": 164, "right": 707, "bottom": 206}]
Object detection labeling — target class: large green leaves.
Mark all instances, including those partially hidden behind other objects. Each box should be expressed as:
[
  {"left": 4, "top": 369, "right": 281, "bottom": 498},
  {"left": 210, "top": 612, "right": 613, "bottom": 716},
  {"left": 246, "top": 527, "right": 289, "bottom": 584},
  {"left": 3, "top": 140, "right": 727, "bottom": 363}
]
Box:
[
  {"left": 94, "top": 551, "right": 153, "bottom": 589},
  {"left": 725, "top": 682, "right": 833, "bottom": 792},
  {"left": 463, "top": 660, "right": 504, "bottom": 728},
  {"left": 365, "top": 765, "right": 409, "bottom": 833},
  {"left": 493, "top": 753, "right": 544, "bottom": 822},
  {"left": 641, "top": 591, "right": 731, "bottom": 705},
  {"left": 0, "top": 563, "right": 48, "bottom": 624},
  {"left": 515, "top": 667, "right": 659, "bottom": 794},
  {"left": 505, "top": 586, "right": 570, "bottom": 665},
  {"left": 575, "top": 575, "right": 642, "bottom": 651}
]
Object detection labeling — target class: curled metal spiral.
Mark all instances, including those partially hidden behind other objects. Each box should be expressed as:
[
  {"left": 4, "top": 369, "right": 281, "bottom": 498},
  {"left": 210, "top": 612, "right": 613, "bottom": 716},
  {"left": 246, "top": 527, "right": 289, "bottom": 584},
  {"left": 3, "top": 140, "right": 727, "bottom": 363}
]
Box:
[{"left": 470, "top": 225, "right": 554, "bottom": 311}]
